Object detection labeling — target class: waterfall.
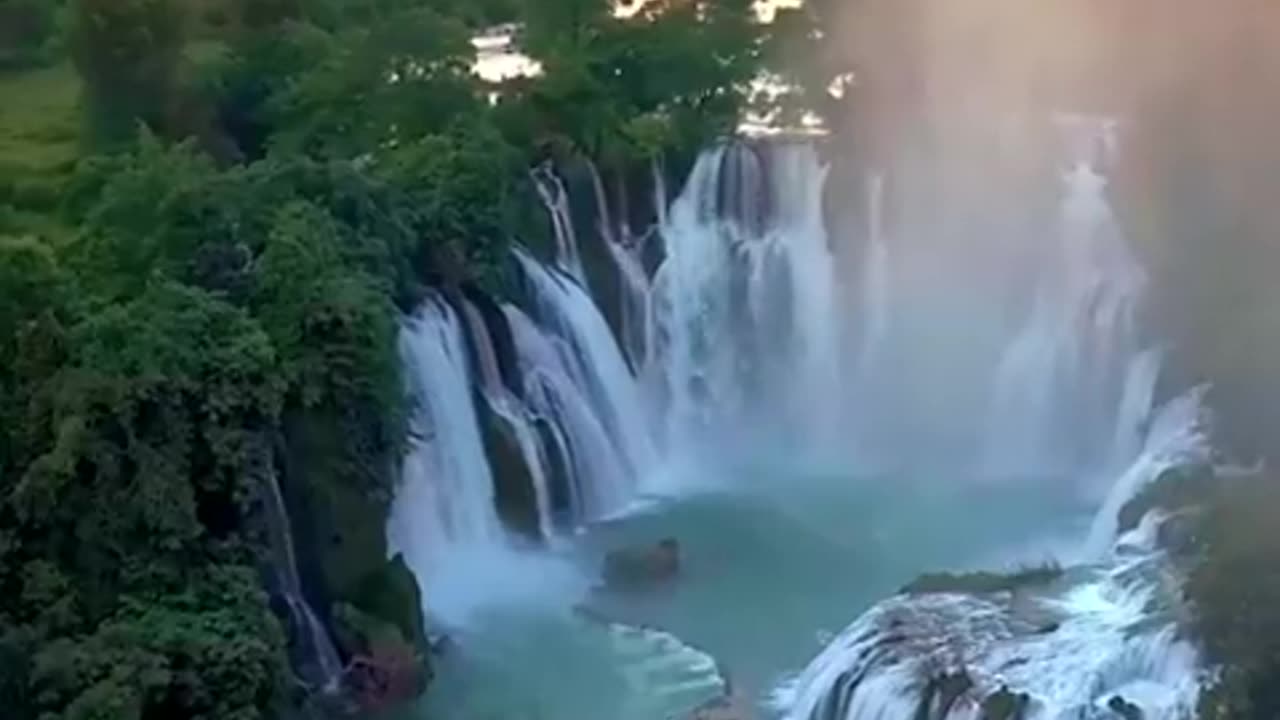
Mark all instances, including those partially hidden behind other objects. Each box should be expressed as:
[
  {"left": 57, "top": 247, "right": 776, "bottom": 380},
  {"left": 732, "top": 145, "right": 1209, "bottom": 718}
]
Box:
[
  {"left": 849, "top": 174, "right": 891, "bottom": 456},
  {"left": 504, "top": 303, "right": 635, "bottom": 522},
  {"left": 388, "top": 298, "right": 506, "bottom": 619},
  {"left": 459, "top": 299, "right": 555, "bottom": 539},
  {"left": 778, "top": 388, "right": 1209, "bottom": 720},
  {"left": 532, "top": 162, "right": 586, "bottom": 282},
  {"left": 387, "top": 254, "right": 658, "bottom": 625},
  {"left": 1086, "top": 386, "right": 1209, "bottom": 557},
  {"left": 585, "top": 157, "right": 658, "bottom": 371},
  {"left": 514, "top": 249, "right": 655, "bottom": 507},
  {"left": 982, "top": 151, "right": 1152, "bottom": 479},
  {"left": 259, "top": 457, "right": 344, "bottom": 692},
  {"left": 648, "top": 142, "right": 841, "bottom": 460}
]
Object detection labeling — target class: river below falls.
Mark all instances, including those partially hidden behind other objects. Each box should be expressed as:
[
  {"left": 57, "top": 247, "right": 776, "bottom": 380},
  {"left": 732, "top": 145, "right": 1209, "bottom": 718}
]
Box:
[{"left": 402, "top": 466, "right": 1098, "bottom": 720}]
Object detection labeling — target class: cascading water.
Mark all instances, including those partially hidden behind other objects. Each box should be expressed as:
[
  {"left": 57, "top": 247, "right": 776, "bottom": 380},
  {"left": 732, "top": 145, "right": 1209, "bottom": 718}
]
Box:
[
  {"left": 459, "top": 299, "right": 555, "bottom": 538},
  {"left": 532, "top": 162, "right": 587, "bottom": 282},
  {"left": 777, "top": 388, "right": 1210, "bottom": 720},
  {"left": 982, "top": 145, "right": 1154, "bottom": 480},
  {"left": 382, "top": 114, "right": 1210, "bottom": 719},
  {"left": 388, "top": 298, "right": 507, "bottom": 621},
  {"left": 503, "top": 303, "right": 635, "bottom": 523},
  {"left": 388, "top": 254, "right": 659, "bottom": 628},
  {"left": 644, "top": 127, "right": 1154, "bottom": 476},
  {"left": 587, "top": 157, "right": 665, "bottom": 371},
  {"left": 648, "top": 141, "right": 842, "bottom": 461},
  {"left": 514, "top": 249, "right": 656, "bottom": 506},
  {"left": 848, "top": 174, "right": 892, "bottom": 455},
  {"left": 1086, "top": 386, "right": 1209, "bottom": 557},
  {"left": 259, "top": 456, "right": 345, "bottom": 692}
]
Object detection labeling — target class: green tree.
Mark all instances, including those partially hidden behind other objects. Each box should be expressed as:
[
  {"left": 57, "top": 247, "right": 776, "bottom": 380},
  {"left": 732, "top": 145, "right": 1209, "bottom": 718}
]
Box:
[
  {"left": 69, "top": 0, "right": 185, "bottom": 146},
  {"left": 517, "top": 0, "right": 762, "bottom": 162},
  {"left": 268, "top": 5, "right": 479, "bottom": 157},
  {"left": 2, "top": 282, "right": 288, "bottom": 719},
  {"left": 0, "top": 0, "right": 65, "bottom": 69}
]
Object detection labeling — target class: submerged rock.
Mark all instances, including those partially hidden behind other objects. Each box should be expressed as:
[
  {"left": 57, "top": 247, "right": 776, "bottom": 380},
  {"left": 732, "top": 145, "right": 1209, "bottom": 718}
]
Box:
[
  {"left": 688, "top": 694, "right": 755, "bottom": 720},
  {"left": 603, "top": 537, "right": 680, "bottom": 589},
  {"left": 981, "top": 686, "right": 1031, "bottom": 720},
  {"left": 1107, "top": 695, "right": 1144, "bottom": 720}
]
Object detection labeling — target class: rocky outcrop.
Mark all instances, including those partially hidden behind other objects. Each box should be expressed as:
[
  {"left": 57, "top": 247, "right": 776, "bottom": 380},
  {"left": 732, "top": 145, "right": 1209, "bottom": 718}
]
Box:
[
  {"left": 277, "top": 412, "right": 433, "bottom": 710},
  {"left": 333, "top": 603, "right": 430, "bottom": 714},
  {"left": 780, "top": 553, "right": 1199, "bottom": 720},
  {"left": 603, "top": 538, "right": 680, "bottom": 590}
]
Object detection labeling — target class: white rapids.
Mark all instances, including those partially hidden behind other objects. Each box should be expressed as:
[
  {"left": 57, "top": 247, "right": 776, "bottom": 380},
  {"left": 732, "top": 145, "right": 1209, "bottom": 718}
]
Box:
[{"left": 776, "top": 389, "right": 1211, "bottom": 720}]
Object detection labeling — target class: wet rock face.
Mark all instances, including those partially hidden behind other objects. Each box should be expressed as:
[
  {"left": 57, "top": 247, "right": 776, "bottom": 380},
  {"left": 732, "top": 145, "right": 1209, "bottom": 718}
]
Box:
[
  {"left": 603, "top": 538, "right": 680, "bottom": 589},
  {"left": 477, "top": 401, "right": 543, "bottom": 540}
]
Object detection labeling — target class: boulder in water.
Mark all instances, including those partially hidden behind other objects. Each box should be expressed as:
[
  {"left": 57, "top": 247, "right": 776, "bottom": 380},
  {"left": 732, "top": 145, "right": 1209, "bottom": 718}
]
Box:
[
  {"left": 1107, "top": 695, "right": 1144, "bottom": 720},
  {"left": 982, "top": 685, "right": 1031, "bottom": 720},
  {"left": 603, "top": 538, "right": 680, "bottom": 589}
]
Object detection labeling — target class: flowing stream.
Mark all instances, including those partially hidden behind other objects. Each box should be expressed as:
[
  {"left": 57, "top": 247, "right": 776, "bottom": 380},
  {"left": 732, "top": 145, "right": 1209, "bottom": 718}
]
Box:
[{"left": 387, "top": 119, "right": 1206, "bottom": 720}]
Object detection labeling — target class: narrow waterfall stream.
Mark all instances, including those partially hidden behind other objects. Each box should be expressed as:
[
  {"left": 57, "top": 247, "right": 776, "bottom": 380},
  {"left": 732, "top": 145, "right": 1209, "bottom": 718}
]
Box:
[
  {"left": 389, "top": 119, "right": 1209, "bottom": 720},
  {"left": 260, "top": 459, "right": 345, "bottom": 693}
]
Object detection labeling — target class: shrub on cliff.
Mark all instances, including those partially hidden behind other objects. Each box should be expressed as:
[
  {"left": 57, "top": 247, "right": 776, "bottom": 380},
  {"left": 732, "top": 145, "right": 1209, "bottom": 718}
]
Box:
[
  {"left": 901, "top": 564, "right": 1062, "bottom": 596},
  {"left": 1189, "top": 478, "right": 1280, "bottom": 719}
]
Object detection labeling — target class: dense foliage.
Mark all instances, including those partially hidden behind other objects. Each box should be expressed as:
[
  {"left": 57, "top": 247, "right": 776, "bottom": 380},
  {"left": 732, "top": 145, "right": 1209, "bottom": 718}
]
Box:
[
  {"left": 0, "top": 1, "right": 766, "bottom": 718},
  {"left": 1190, "top": 479, "right": 1280, "bottom": 720}
]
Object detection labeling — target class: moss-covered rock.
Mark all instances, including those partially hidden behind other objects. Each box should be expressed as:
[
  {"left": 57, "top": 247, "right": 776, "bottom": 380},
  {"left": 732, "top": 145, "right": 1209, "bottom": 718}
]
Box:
[
  {"left": 901, "top": 565, "right": 1062, "bottom": 596},
  {"left": 348, "top": 554, "right": 429, "bottom": 652},
  {"left": 980, "top": 686, "right": 1030, "bottom": 720},
  {"left": 333, "top": 603, "right": 430, "bottom": 713}
]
